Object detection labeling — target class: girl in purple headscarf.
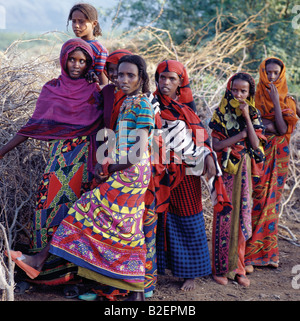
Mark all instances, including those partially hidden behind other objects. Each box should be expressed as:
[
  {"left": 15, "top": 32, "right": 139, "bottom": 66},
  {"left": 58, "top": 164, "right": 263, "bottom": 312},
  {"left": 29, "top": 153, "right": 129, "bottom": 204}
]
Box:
[{"left": 1, "top": 38, "right": 103, "bottom": 290}]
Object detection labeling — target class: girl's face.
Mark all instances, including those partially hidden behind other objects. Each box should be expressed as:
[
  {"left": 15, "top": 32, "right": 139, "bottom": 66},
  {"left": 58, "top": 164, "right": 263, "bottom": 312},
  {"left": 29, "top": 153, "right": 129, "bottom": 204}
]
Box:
[
  {"left": 67, "top": 50, "right": 87, "bottom": 79},
  {"left": 158, "top": 71, "right": 182, "bottom": 99},
  {"left": 118, "top": 62, "right": 141, "bottom": 96},
  {"left": 231, "top": 79, "right": 250, "bottom": 103},
  {"left": 71, "top": 10, "right": 96, "bottom": 41},
  {"left": 265, "top": 63, "right": 281, "bottom": 82},
  {"left": 107, "top": 62, "right": 118, "bottom": 84}
]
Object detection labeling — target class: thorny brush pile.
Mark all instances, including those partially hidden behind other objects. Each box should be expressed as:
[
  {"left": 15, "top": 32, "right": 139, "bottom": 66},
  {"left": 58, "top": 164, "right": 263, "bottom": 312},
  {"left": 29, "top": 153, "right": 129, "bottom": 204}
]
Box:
[{"left": 0, "top": 16, "right": 299, "bottom": 300}]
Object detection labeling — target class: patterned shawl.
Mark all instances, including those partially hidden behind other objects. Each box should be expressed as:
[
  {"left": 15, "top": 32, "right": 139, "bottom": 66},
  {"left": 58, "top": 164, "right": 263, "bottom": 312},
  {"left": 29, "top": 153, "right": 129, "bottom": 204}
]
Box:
[
  {"left": 255, "top": 57, "right": 298, "bottom": 143},
  {"left": 18, "top": 38, "right": 103, "bottom": 140},
  {"left": 153, "top": 60, "right": 232, "bottom": 215},
  {"left": 209, "top": 73, "right": 266, "bottom": 177}
]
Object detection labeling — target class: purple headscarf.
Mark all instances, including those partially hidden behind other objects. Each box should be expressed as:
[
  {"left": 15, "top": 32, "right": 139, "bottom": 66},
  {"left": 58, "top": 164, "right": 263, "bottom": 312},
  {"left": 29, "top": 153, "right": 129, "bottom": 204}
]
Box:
[{"left": 18, "top": 38, "right": 103, "bottom": 140}]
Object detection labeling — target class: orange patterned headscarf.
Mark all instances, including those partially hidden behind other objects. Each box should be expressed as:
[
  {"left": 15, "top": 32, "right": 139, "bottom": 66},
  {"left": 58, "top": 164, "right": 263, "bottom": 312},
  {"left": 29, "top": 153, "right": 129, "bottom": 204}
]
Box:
[{"left": 255, "top": 57, "right": 298, "bottom": 141}]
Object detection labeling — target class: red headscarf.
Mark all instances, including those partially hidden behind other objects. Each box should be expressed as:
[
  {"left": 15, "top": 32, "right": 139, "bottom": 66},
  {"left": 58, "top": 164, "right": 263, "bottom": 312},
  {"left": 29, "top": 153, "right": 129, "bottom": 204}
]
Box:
[
  {"left": 154, "top": 60, "right": 232, "bottom": 215},
  {"left": 106, "top": 49, "right": 133, "bottom": 65},
  {"left": 104, "top": 49, "right": 133, "bottom": 79},
  {"left": 154, "top": 60, "right": 196, "bottom": 110},
  {"left": 102, "top": 49, "right": 133, "bottom": 130}
]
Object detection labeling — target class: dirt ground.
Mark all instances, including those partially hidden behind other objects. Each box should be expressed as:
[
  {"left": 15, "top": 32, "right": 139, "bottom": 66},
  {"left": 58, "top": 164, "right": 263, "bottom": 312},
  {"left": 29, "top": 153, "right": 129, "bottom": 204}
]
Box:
[{"left": 11, "top": 220, "right": 300, "bottom": 303}]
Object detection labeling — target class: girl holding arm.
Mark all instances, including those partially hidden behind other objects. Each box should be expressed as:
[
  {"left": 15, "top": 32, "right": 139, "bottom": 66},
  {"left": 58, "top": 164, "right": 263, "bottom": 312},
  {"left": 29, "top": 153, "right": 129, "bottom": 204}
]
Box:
[
  {"left": 209, "top": 73, "right": 266, "bottom": 287},
  {"left": 245, "top": 58, "right": 298, "bottom": 271}
]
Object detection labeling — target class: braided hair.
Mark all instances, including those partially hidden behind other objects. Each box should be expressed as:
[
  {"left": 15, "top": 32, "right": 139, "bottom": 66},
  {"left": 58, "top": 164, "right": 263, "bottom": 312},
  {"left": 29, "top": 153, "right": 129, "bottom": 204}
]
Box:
[{"left": 118, "top": 55, "right": 150, "bottom": 94}]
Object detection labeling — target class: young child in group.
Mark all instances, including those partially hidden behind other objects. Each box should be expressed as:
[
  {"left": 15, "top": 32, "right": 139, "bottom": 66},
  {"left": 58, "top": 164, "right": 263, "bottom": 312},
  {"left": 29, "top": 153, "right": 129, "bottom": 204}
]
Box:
[
  {"left": 2, "top": 38, "right": 103, "bottom": 294},
  {"left": 67, "top": 3, "right": 108, "bottom": 86},
  {"left": 209, "top": 72, "right": 266, "bottom": 287},
  {"left": 102, "top": 49, "right": 133, "bottom": 128}
]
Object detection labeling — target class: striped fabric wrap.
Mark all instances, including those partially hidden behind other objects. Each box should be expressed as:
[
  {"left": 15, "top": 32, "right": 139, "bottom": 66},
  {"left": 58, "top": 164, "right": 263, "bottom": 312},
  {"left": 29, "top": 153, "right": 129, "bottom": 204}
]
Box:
[{"left": 86, "top": 39, "right": 108, "bottom": 75}]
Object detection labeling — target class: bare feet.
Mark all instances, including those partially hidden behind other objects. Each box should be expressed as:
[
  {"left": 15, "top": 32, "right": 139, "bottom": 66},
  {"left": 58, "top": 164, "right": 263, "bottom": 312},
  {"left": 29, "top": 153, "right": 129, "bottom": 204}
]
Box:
[
  {"left": 212, "top": 274, "right": 228, "bottom": 285},
  {"left": 268, "top": 263, "right": 279, "bottom": 268},
  {"left": 181, "top": 278, "right": 195, "bottom": 291},
  {"left": 245, "top": 265, "right": 254, "bottom": 274},
  {"left": 235, "top": 274, "right": 250, "bottom": 287}
]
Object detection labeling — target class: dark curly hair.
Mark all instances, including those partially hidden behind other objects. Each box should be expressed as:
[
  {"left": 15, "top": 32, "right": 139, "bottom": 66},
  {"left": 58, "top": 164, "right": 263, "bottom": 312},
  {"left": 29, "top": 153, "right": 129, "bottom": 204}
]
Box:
[
  {"left": 67, "top": 3, "right": 102, "bottom": 37},
  {"left": 231, "top": 72, "right": 256, "bottom": 98},
  {"left": 117, "top": 55, "right": 150, "bottom": 94}
]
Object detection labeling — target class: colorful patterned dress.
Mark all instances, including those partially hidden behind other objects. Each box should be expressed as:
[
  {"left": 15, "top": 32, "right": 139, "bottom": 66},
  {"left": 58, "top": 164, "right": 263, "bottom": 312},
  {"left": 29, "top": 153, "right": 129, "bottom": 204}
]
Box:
[
  {"left": 209, "top": 74, "right": 266, "bottom": 277},
  {"left": 28, "top": 136, "right": 93, "bottom": 284},
  {"left": 245, "top": 57, "right": 298, "bottom": 267},
  {"left": 49, "top": 94, "right": 154, "bottom": 292},
  {"left": 245, "top": 135, "right": 291, "bottom": 266},
  {"left": 153, "top": 60, "right": 231, "bottom": 281},
  {"left": 15, "top": 38, "right": 103, "bottom": 285}
]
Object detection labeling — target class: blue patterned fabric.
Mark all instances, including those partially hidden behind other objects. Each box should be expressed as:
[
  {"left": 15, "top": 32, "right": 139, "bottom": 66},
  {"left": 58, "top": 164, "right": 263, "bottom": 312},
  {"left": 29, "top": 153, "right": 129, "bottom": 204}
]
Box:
[{"left": 157, "top": 210, "right": 211, "bottom": 278}]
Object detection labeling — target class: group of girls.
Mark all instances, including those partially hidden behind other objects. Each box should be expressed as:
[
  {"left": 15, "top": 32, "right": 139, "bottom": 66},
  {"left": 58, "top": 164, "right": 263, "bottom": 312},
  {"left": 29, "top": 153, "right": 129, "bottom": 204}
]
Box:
[{"left": 1, "top": 3, "right": 299, "bottom": 301}]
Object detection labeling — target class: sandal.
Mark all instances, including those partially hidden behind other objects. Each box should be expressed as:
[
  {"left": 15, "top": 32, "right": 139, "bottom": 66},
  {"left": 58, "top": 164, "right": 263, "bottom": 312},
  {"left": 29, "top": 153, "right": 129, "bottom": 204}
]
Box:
[
  {"left": 63, "top": 284, "right": 79, "bottom": 299},
  {"left": 145, "top": 290, "right": 153, "bottom": 298}
]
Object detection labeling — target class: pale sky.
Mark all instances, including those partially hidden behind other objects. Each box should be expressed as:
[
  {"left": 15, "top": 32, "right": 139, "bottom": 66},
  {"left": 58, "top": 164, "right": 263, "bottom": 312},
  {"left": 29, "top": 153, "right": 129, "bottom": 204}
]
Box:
[{"left": 0, "top": 0, "right": 119, "bottom": 32}]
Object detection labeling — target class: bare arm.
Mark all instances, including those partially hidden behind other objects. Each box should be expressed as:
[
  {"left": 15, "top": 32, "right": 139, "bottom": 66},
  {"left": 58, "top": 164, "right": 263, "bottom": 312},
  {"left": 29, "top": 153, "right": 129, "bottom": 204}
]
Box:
[
  {"left": 239, "top": 103, "right": 260, "bottom": 150},
  {"left": 212, "top": 130, "right": 247, "bottom": 152},
  {"left": 98, "top": 72, "right": 108, "bottom": 86},
  {"left": 0, "top": 134, "right": 28, "bottom": 159},
  {"left": 262, "top": 118, "right": 278, "bottom": 134},
  {"left": 202, "top": 154, "right": 217, "bottom": 179},
  {"left": 268, "top": 83, "right": 288, "bottom": 135}
]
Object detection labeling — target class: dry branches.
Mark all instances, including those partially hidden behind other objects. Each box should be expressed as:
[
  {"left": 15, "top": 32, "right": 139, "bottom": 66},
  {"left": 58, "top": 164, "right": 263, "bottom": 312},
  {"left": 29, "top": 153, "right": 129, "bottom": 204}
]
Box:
[
  {"left": 0, "top": 37, "right": 61, "bottom": 301},
  {"left": 0, "top": 12, "right": 299, "bottom": 300},
  {"left": 0, "top": 223, "right": 14, "bottom": 301}
]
